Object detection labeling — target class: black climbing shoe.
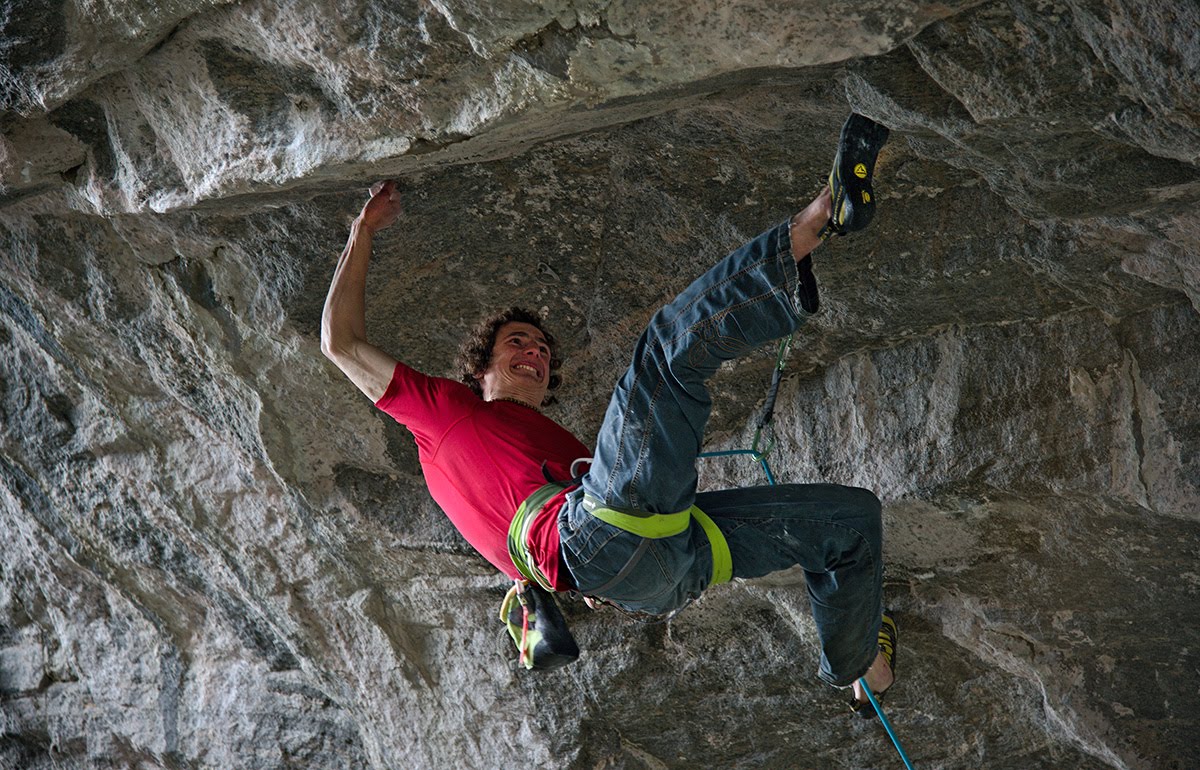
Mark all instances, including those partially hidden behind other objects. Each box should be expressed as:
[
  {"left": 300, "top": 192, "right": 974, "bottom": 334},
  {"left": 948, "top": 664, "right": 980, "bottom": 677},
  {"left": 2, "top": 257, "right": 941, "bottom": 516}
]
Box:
[
  {"left": 819, "top": 113, "right": 891, "bottom": 241},
  {"left": 501, "top": 581, "right": 580, "bottom": 671},
  {"left": 850, "top": 610, "right": 898, "bottom": 719}
]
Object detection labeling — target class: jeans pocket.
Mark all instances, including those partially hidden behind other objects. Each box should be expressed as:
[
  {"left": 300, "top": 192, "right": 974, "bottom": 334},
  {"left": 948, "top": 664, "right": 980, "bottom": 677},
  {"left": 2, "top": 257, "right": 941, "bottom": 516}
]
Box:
[{"left": 594, "top": 533, "right": 701, "bottom": 612}]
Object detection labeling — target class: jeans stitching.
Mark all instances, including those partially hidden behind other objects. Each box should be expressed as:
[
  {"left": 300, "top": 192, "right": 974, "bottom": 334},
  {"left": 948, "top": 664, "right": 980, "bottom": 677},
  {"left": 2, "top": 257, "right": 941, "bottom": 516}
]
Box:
[
  {"left": 678, "top": 288, "right": 790, "bottom": 353},
  {"left": 589, "top": 536, "right": 652, "bottom": 595},
  {"left": 628, "top": 356, "right": 666, "bottom": 510},
  {"left": 717, "top": 507, "right": 880, "bottom": 684},
  {"left": 600, "top": 223, "right": 795, "bottom": 511},
  {"left": 810, "top": 520, "right": 881, "bottom": 685},
  {"left": 646, "top": 539, "right": 676, "bottom": 585},
  {"left": 569, "top": 526, "right": 626, "bottom": 571},
  {"left": 605, "top": 351, "right": 645, "bottom": 502},
  {"left": 652, "top": 255, "right": 776, "bottom": 337}
]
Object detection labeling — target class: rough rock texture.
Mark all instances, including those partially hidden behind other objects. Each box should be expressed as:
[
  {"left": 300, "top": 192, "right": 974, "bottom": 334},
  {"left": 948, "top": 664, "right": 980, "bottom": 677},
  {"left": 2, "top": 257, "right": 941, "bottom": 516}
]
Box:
[{"left": 2, "top": 1, "right": 1198, "bottom": 768}]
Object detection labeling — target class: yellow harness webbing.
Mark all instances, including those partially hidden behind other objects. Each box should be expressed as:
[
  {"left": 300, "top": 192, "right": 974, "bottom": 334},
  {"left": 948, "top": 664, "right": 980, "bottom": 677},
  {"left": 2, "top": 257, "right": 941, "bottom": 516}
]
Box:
[
  {"left": 583, "top": 494, "right": 733, "bottom": 587},
  {"left": 507, "top": 482, "right": 567, "bottom": 592},
  {"left": 510, "top": 485, "right": 734, "bottom": 591},
  {"left": 690, "top": 506, "right": 733, "bottom": 586}
]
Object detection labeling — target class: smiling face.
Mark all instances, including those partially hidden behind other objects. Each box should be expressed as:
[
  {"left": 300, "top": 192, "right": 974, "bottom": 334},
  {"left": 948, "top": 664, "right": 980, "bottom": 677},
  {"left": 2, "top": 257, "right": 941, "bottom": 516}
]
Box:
[{"left": 476, "top": 321, "right": 552, "bottom": 407}]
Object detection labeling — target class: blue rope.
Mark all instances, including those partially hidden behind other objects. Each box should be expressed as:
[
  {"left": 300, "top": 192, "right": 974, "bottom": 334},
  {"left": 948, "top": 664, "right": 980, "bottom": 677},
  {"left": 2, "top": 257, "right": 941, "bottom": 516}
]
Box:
[
  {"left": 697, "top": 449, "right": 757, "bottom": 459},
  {"left": 859, "top": 679, "right": 917, "bottom": 769},
  {"left": 697, "top": 341, "right": 915, "bottom": 768}
]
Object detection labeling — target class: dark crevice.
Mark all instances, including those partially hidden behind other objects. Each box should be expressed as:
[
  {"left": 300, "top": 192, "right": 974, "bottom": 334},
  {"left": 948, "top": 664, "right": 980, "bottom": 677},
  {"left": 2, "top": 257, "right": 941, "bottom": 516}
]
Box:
[
  {"left": 407, "top": 133, "right": 471, "bottom": 155},
  {"left": 59, "top": 163, "right": 85, "bottom": 184},
  {"left": 1126, "top": 353, "right": 1154, "bottom": 509},
  {"left": 145, "top": 20, "right": 184, "bottom": 58}
]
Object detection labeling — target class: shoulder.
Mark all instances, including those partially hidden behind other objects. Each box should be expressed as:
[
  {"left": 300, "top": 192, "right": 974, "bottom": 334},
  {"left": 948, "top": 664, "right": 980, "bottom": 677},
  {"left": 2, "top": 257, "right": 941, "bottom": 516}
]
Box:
[{"left": 375, "top": 362, "right": 481, "bottom": 420}]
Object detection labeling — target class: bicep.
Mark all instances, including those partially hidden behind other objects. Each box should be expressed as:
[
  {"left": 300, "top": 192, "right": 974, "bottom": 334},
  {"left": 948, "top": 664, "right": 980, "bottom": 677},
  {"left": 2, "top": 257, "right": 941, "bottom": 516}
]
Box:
[{"left": 325, "top": 339, "right": 399, "bottom": 402}]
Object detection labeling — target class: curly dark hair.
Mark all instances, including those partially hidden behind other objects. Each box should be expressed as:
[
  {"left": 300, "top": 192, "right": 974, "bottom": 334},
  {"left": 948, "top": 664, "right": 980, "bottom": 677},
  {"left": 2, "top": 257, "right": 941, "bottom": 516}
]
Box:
[{"left": 455, "top": 307, "right": 562, "bottom": 406}]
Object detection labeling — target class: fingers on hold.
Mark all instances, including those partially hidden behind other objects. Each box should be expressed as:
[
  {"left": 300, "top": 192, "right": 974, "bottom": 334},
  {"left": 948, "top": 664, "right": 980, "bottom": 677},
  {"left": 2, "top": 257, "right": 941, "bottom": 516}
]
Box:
[{"left": 376, "top": 180, "right": 402, "bottom": 200}]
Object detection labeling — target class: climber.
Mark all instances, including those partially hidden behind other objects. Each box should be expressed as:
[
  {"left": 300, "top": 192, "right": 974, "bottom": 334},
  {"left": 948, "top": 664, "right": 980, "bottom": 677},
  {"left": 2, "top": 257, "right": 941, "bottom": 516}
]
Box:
[{"left": 320, "top": 114, "right": 895, "bottom": 714}]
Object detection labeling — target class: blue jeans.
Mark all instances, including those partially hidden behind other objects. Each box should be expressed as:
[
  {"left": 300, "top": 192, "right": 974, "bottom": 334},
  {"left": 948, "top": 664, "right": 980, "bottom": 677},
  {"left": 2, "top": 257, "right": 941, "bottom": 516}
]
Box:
[{"left": 558, "top": 221, "right": 883, "bottom": 687}]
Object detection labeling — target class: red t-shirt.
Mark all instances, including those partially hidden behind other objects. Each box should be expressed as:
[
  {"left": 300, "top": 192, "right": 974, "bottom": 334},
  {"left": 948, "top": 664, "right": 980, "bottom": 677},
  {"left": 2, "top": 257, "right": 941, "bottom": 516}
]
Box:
[{"left": 374, "top": 362, "right": 589, "bottom": 590}]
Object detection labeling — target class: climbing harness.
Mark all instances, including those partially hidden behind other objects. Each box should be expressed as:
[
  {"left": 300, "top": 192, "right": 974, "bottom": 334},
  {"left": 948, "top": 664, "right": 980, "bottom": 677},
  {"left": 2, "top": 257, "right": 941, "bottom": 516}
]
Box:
[
  {"left": 572, "top": 336, "right": 796, "bottom": 619},
  {"left": 697, "top": 334, "right": 917, "bottom": 769},
  {"left": 508, "top": 481, "right": 568, "bottom": 592}
]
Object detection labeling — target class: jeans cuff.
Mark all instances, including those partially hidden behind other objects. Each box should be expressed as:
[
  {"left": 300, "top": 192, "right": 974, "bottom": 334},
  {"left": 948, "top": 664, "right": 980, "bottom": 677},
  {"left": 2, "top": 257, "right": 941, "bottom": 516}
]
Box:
[{"left": 774, "top": 220, "right": 819, "bottom": 319}]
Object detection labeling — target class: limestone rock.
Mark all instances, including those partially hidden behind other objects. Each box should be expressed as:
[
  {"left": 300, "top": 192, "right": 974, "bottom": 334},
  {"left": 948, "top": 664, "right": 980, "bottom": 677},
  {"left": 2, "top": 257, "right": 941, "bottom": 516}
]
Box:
[{"left": 2, "top": 1, "right": 1198, "bottom": 769}]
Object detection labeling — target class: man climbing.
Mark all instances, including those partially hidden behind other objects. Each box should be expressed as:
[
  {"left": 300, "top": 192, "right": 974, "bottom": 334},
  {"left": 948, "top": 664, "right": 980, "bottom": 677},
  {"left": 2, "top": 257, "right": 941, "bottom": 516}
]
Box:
[{"left": 321, "top": 114, "right": 896, "bottom": 715}]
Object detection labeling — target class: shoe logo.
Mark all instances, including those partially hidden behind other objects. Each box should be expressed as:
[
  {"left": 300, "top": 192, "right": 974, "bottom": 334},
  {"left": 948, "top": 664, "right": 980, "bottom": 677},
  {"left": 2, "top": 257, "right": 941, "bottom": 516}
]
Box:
[
  {"left": 854, "top": 163, "right": 868, "bottom": 179},
  {"left": 862, "top": 190, "right": 871, "bottom": 203}
]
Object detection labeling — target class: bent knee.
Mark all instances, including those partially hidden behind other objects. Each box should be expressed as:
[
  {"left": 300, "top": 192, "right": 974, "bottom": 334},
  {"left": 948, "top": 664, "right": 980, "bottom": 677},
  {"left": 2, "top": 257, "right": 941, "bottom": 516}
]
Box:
[
  {"left": 833, "top": 485, "right": 882, "bottom": 549},
  {"left": 848, "top": 485, "right": 882, "bottom": 517}
]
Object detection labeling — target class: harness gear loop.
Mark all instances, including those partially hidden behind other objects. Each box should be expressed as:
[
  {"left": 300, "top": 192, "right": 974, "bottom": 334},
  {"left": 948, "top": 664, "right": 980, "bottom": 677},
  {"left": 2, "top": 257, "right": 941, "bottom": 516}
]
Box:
[
  {"left": 499, "top": 581, "right": 532, "bottom": 667},
  {"left": 502, "top": 477, "right": 585, "bottom": 672},
  {"left": 570, "top": 456, "right": 593, "bottom": 479}
]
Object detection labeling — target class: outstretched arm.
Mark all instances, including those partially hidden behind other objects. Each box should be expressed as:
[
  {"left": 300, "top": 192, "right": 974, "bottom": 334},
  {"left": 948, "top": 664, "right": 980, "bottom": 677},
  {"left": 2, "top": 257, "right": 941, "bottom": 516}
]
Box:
[{"left": 321, "top": 181, "right": 403, "bottom": 402}]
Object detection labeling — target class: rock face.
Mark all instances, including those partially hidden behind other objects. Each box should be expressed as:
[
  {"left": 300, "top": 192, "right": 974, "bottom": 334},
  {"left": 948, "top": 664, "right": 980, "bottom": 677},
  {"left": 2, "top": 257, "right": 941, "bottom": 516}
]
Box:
[{"left": 2, "top": 1, "right": 1198, "bottom": 768}]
